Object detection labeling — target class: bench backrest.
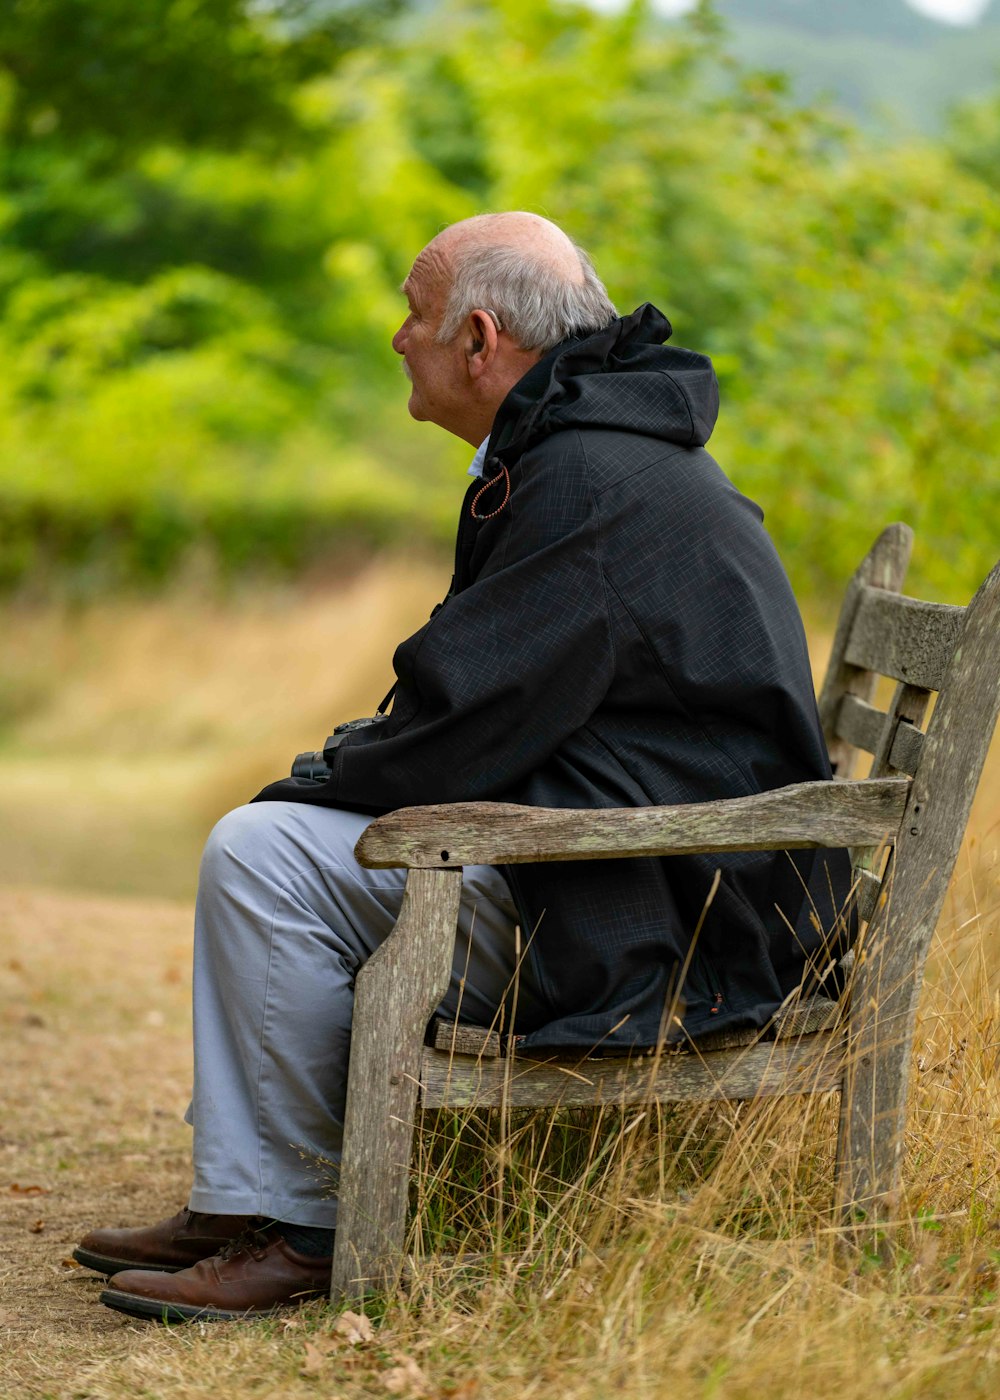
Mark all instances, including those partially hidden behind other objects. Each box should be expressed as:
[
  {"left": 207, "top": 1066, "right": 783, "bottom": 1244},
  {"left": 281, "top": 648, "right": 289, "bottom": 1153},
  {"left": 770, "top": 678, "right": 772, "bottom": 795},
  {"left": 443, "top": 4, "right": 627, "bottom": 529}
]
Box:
[
  {"left": 813, "top": 526, "right": 999, "bottom": 1212},
  {"left": 817, "top": 524, "right": 998, "bottom": 922}
]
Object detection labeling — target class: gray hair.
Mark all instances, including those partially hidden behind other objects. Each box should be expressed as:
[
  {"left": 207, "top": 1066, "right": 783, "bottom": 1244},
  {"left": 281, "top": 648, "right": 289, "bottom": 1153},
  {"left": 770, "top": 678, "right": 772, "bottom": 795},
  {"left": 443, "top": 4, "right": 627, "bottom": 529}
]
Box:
[{"left": 436, "top": 241, "right": 617, "bottom": 353}]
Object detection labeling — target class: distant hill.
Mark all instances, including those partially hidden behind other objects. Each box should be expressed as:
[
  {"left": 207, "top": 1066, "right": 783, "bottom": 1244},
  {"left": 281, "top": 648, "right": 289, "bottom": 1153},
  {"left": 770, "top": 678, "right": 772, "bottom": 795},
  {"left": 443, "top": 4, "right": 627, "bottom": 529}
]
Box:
[{"left": 673, "top": 0, "right": 1000, "bottom": 131}]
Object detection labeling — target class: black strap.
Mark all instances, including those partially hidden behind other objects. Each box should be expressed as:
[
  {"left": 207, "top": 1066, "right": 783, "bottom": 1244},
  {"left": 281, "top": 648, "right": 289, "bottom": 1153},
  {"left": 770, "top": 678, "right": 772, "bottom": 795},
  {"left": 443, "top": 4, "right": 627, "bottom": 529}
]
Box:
[{"left": 375, "top": 579, "right": 455, "bottom": 717}]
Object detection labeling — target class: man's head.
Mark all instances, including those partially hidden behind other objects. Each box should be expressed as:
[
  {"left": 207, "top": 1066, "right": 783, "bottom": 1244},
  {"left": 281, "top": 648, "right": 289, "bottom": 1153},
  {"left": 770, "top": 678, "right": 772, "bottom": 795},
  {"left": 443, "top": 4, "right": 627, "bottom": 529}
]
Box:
[{"left": 392, "top": 212, "right": 617, "bottom": 445}]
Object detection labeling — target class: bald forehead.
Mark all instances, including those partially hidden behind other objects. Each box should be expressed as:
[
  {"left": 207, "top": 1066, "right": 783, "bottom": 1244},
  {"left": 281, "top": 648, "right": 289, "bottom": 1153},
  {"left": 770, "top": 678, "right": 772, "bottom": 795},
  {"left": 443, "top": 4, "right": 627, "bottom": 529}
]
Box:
[
  {"left": 404, "top": 213, "right": 585, "bottom": 308},
  {"left": 436, "top": 212, "right": 584, "bottom": 280}
]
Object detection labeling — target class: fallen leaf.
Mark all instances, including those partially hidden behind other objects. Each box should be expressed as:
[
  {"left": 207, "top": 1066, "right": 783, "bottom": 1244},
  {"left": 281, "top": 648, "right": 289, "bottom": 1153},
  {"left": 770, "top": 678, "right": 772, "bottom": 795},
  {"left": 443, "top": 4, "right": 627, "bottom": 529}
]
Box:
[
  {"left": 61, "top": 1257, "right": 81, "bottom": 1269},
  {"left": 333, "top": 1309, "right": 375, "bottom": 1345},
  {"left": 300, "top": 1342, "right": 327, "bottom": 1378},
  {"left": 305, "top": 1337, "right": 341, "bottom": 1358},
  {"left": 9, "top": 1183, "right": 48, "bottom": 1196},
  {"left": 29, "top": 1219, "right": 45, "bottom": 1233},
  {"left": 383, "top": 1354, "right": 429, "bottom": 1396}
]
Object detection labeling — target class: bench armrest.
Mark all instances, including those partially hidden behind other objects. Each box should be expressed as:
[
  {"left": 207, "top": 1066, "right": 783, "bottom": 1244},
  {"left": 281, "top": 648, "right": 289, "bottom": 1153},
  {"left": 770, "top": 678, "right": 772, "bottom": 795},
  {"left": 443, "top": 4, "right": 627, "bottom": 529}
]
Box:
[{"left": 354, "top": 776, "right": 910, "bottom": 869}]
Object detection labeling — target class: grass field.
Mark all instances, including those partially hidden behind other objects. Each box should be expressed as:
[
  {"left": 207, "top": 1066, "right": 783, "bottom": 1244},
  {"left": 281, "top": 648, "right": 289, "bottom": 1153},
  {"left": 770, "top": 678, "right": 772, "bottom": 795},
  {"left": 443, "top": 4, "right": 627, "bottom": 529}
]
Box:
[{"left": 0, "top": 567, "right": 997, "bottom": 1399}]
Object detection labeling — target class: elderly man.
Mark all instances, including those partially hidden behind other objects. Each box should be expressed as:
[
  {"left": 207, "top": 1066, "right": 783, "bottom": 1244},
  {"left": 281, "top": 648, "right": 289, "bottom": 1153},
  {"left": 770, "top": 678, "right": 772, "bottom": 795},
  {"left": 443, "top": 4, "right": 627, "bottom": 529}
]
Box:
[{"left": 77, "top": 213, "right": 847, "bottom": 1321}]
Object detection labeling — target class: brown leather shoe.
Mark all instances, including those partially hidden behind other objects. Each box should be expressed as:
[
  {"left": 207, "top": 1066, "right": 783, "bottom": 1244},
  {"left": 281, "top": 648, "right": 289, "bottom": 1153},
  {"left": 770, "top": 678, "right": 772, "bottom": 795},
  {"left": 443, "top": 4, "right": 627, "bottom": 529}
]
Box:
[
  {"left": 99, "top": 1227, "right": 332, "bottom": 1322},
  {"left": 73, "top": 1208, "right": 256, "bottom": 1277}
]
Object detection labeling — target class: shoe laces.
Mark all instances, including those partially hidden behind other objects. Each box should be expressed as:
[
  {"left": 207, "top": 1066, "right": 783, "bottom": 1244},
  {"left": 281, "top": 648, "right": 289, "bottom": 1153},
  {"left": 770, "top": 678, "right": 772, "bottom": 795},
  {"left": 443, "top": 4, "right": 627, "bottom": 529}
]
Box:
[{"left": 217, "top": 1224, "right": 274, "bottom": 1262}]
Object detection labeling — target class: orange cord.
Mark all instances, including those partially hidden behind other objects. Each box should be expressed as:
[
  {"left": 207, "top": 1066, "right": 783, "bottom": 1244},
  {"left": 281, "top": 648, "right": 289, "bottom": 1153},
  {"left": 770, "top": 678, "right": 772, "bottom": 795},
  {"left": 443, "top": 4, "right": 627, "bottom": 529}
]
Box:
[{"left": 470, "top": 464, "right": 511, "bottom": 521}]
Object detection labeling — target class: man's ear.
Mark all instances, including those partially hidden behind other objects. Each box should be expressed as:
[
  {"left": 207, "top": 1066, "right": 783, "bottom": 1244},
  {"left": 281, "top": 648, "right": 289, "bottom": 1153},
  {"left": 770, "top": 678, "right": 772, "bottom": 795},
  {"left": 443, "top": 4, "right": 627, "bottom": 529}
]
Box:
[{"left": 465, "top": 309, "right": 499, "bottom": 378}]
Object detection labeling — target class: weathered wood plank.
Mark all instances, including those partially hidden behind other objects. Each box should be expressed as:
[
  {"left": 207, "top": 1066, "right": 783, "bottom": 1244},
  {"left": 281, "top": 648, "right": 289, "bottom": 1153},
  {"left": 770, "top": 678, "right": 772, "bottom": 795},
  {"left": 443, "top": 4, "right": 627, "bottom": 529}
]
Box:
[
  {"left": 431, "top": 1017, "right": 502, "bottom": 1059},
  {"left": 834, "top": 694, "right": 926, "bottom": 779},
  {"left": 429, "top": 995, "right": 841, "bottom": 1065},
  {"left": 419, "top": 1033, "right": 845, "bottom": 1109},
  {"left": 331, "top": 867, "right": 462, "bottom": 1303},
  {"left": 818, "top": 524, "right": 913, "bottom": 778},
  {"left": 848, "top": 683, "right": 930, "bottom": 934},
  {"left": 869, "top": 684, "right": 932, "bottom": 781},
  {"left": 887, "top": 718, "right": 924, "bottom": 776},
  {"left": 835, "top": 694, "right": 886, "bottom": 757},
  {"left": 854, "top": 869, "right": 882, "bottom": 925},
  {"left": 683, "top": 995, "right": 840, "bottom": 1050},
  {"left": 844, "top": 589, "right": 964, "bottom": 692},
  {"left": 836, "top": 561, "right": 1000, "bottom": 1228},
  {"left": 355, "top": 778, "right": 910, "bottom": 870},
  {"left": 772, "top": 996, "right": 840, "bottom": 1038},
  {"left": 684, "top": 1022, "right": 760, "bottom": 1052}
]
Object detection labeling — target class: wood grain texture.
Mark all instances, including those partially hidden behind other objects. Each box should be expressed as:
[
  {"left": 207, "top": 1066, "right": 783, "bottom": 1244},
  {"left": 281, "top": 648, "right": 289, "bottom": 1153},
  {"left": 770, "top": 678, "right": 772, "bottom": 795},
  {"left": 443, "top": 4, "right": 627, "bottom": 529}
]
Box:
[
  {"left": 847, "top": 683, "right": 931, "bottom": 965},
  {"left": 869, "top": 684, "right": 932, "bottom": 780},
  {"left": 844, "top": 589, "right": 964, "bottom": 692},
  {"left": 834, "top": 695, "right": 925, "bottom": 776},
  {"left": 431, "top": 1017, "right": 502, "bottom": 1059},
  {"left": 773, "top": 995, "right": 841, "bottom": 1038},
  {"left": 835, "top": 694, "right": 886, "bottom": 757},
  {"left": 854, "top": 869, "right": 883, "bottom": 925},
  {"left": 818, "top": 524, "right": 913, "bottom": 778},
  {"left": 888, "top": 719, "right": 924, "bottom": 776},
  {"left": 331, "top": 867, "right": 462, "bottom": 1303},
  {"left": 836, "top": 561, "right": 1000, "bottom": 1227},
  {"left": 429, "top": 996, "right": 841, "bottom": 1064},
  {"left": 355, "top": 777, "right": 910, "bottom": 870},
  {"left": 418, "top": 1033, "right": 845, "bottom": 1109}
]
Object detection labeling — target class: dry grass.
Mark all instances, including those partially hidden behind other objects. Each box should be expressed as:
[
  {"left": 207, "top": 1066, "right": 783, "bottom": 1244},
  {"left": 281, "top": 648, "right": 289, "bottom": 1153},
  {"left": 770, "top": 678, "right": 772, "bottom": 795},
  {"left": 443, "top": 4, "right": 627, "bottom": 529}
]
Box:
[
  {"left": 0, "top": 558, "right": 445, "bottom": 897},
  {"left": 0, "top": 573, "right": 997, "bottom": 1399}
]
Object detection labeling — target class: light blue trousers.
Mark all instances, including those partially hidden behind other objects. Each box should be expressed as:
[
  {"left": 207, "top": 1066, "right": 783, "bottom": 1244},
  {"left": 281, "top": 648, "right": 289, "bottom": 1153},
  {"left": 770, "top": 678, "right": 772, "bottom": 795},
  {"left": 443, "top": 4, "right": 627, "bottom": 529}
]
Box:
[{"left": 184, "top": 802, "right": 543, "bottom": 1227}]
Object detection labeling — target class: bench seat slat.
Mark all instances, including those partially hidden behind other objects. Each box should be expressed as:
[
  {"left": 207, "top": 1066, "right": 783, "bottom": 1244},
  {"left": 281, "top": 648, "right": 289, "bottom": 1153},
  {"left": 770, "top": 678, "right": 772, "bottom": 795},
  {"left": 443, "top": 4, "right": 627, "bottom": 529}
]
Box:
[
  {"left": 419, "top": 1034, "right": 844, "bottom": 1108},
  {"left": 430, "top": 997, "right": 841, "bottom": 1064}
]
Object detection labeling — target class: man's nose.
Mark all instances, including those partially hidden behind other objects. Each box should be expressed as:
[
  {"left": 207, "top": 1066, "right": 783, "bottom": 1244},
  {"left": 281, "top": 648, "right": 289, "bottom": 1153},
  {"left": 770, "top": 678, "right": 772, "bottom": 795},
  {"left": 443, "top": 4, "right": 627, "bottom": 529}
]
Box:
[{"left": 391, "top": 321, "right": 407, "bottom": 355}]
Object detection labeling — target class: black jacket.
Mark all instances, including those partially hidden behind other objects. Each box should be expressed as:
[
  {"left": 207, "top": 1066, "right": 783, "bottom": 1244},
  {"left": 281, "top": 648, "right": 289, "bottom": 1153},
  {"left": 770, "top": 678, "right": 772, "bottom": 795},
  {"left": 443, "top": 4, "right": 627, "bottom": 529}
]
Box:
[{"left": 255, "top": 304, "right": 850, "bottom": 1052}]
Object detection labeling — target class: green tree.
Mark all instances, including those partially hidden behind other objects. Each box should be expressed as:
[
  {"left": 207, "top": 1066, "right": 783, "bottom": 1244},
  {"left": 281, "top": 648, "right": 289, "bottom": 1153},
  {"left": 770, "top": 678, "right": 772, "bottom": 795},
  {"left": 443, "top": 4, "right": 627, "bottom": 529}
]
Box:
[
  {"left": 1, "top": 0, "right": 997, "bottom": 601},
  {"left": 0, "top": 0, "right": 400, "bottom": 156}
]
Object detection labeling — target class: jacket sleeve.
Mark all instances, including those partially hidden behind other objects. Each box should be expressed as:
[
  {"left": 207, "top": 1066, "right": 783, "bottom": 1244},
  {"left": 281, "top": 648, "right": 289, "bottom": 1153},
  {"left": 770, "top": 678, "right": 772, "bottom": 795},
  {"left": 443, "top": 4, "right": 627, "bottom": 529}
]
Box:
[{"left": 253, "top": 442, "right": 614, "bottom": 812}]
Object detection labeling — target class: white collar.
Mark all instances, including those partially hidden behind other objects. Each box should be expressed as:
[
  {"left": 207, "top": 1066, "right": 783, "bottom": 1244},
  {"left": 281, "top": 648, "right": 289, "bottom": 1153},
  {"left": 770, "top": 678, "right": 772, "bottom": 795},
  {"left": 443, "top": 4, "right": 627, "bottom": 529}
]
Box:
[{"left": 467, "top": 437, "right": 491, "bottom": 478}]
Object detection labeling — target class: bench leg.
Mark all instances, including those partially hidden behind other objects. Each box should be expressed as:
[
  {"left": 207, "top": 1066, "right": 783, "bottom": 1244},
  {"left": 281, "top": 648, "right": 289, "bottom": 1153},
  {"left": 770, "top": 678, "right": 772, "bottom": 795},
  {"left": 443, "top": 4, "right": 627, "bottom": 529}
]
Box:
[
  {"left": 331, "top": 866, "right": 462, "bottom": 1304},
  {"left": 835, "top": 983, "right": 911, "bottom": 1245}
]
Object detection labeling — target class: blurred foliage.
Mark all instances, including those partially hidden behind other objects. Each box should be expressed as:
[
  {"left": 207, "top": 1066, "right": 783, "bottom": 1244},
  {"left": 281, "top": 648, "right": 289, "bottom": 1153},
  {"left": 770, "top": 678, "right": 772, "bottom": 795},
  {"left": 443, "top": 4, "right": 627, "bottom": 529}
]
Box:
[
  {"left": 0, "top": 0, "right": 997, "bottom": 601},
  {"left": 0, "top": 0, "right": 401, "bottom": 155}
]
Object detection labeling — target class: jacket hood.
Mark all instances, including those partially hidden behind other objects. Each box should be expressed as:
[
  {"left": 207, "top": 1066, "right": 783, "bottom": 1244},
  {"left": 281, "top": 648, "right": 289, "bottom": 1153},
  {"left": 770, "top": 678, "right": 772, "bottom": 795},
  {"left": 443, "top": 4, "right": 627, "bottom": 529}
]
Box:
[{"left": 489, "top": 303, "right": 719, "bottom": 459}]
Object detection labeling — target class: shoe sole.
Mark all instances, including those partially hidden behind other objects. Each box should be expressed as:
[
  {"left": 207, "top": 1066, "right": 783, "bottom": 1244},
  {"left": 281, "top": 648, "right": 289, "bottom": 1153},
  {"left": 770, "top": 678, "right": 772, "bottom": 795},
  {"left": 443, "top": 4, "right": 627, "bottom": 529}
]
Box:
[
  {"left": 99, "top": 1287, "right": 288, "bottom": 1324},
  {"left": 72, "top": 1248, "right": 186, "bottom": 1277}
]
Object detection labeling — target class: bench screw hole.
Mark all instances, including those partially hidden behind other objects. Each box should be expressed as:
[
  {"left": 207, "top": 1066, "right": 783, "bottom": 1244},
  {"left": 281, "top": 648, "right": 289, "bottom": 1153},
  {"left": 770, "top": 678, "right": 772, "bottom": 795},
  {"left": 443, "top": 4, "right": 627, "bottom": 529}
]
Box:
[{"left": 441, "top": 850, "right": 449, "bottom": 862}]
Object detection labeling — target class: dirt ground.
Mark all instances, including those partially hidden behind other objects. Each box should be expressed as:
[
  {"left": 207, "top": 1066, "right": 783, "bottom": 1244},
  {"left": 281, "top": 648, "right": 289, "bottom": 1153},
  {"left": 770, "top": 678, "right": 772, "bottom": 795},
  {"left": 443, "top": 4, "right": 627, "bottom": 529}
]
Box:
[{"left": 0, "top": 884, "right": 196, "bottom": 1396}]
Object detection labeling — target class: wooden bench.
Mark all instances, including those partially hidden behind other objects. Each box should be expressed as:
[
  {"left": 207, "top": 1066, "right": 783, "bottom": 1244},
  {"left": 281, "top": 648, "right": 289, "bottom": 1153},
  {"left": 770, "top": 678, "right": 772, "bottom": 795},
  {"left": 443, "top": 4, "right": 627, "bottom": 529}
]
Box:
[{"left": 330, "top": 524, "right": 1000, "bottom": 1301}]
